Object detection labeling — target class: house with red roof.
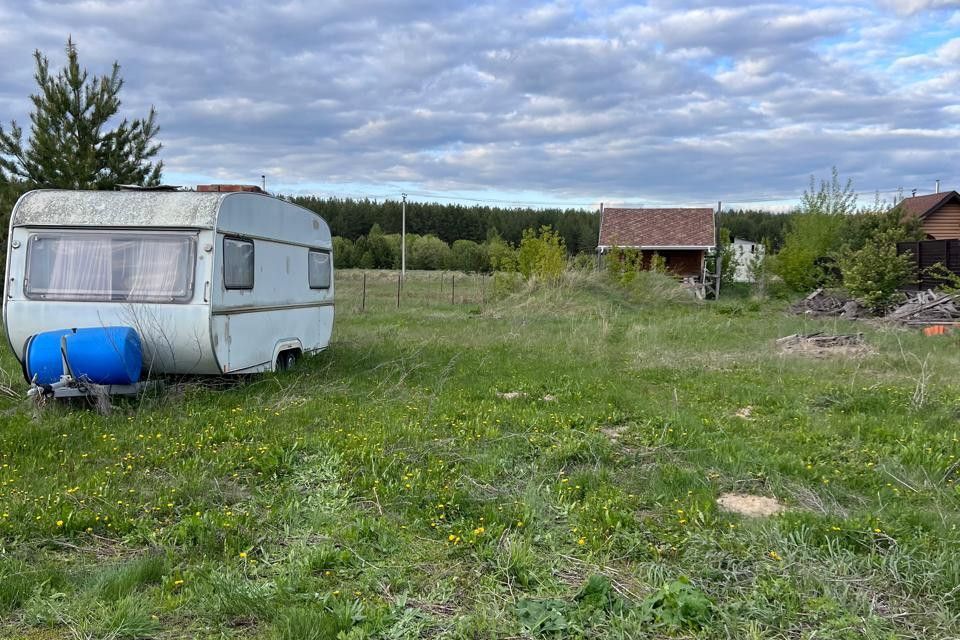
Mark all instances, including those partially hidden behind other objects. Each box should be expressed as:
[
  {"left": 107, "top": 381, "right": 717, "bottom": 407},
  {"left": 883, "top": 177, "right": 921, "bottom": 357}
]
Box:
[
  {"left": 597, "top": 206, "right": 716, "bottom": 279},
  {"left": 899, "top": 190, "right": 960, "bottom": 239}
]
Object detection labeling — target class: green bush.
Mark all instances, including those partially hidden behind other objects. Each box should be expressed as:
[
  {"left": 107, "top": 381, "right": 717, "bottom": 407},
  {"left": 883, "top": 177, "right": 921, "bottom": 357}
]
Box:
[
  {"left": 649, "top": 251, "right": 667, "bottom": 274},
  {"left": 838, "top": 228, "right": 914, "bottom": 312},
  {"left": 570, "top": 252, "right": 596, "bottom": 271},
  {"left": 332, "top": 237, "right": 356, "bottom": 269},
  {"left": 518, "top": 225, "right": 566, "bottom": 283},
  {"left": 775, "top": 213, "right": 845, "bottom": 291},
  {"left": 487, "top": 234, "right": 518, "bottom": 272},
  {"left": 408, "top": 234, "right": 451, "bottom": 270},
  {"left": 605, "top": 246, "right": 644, "bottom": 283},
  {"left": 449, "top": 239, "right": 489, "bottom": 273}
]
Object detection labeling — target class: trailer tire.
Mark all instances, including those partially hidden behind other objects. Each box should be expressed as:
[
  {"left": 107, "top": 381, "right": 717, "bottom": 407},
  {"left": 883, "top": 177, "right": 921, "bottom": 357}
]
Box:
[{"left": 276, "top": 350, "right": 299, "bottom": 372}]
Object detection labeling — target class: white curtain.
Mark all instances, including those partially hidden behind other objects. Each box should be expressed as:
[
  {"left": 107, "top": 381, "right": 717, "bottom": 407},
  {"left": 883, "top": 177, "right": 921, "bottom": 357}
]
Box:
[
  {"left": 126, "top": 238, "right": 189, "bottom": 300},
  {"left": 46, "top": 237, "right": 112, "bottom": 297},
  {"left": 29, "top": 234, "right": 193, "bottom": 301}
]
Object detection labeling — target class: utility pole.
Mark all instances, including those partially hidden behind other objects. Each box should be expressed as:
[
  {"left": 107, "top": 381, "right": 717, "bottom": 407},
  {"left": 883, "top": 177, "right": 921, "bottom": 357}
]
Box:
[{"left": 401, "top": 193, "right": 407, "bottom": 282}]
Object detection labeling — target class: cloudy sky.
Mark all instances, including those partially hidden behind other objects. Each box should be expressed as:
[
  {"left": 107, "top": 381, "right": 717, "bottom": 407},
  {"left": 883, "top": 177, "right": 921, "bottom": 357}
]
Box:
[{"left": 0, "top": 0, "right": 958, "bottom": 209}]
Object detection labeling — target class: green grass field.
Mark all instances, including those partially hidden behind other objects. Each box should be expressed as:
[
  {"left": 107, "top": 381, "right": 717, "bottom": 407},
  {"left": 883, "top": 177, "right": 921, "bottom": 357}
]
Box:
[{"left": 0, "top": 269, "right": 958, "bottom": 639}]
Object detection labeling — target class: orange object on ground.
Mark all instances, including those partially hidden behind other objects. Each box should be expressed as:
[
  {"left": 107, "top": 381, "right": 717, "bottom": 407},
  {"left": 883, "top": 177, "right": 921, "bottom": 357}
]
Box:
[{"left": 923, "top": 325, "right": 951, "bottom": 336}]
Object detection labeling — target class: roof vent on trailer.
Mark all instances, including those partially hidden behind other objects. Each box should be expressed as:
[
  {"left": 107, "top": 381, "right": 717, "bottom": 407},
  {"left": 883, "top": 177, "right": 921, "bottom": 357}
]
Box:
[{"left": 196, "top": 184, "right": 265, "bottom": 193}]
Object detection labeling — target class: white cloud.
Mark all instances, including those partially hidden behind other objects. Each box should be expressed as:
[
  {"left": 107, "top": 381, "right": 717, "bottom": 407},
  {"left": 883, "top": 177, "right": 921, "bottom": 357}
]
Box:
[
  {"left": 0, "top": 0, "right": 957, "bottom": 202},
  {"left": 879, "top": 0, "right": 960, "bottom": 15}
]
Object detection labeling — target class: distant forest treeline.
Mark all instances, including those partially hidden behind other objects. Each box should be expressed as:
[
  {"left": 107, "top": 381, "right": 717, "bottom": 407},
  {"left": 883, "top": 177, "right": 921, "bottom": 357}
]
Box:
[
  {"left": 290, "top": 196, "right": 798, "bottom": 255},
  {"left": 291, "top": 196, "right": 601, "bottom": 255}
]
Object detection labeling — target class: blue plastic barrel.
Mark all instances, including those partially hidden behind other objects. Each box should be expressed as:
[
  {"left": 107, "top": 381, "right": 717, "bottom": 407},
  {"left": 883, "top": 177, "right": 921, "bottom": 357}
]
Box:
[
  {"left": 24, "top": 327, "right": 143, "bottom": 385},
  {"left": 22, "top": 329, "right": 74, "bottom": 385}
]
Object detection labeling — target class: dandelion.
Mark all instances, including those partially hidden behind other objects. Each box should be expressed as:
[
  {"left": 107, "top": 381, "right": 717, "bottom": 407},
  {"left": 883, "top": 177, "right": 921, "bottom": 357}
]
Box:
[
  {"left": 577, "top": 537, "right": 586, "bottom": 545},
  {"left": 768, "top": 551, "right": 782, "bottom": 561},
  {"left": 56, "top": 520, "right": 63, "bottom": 527}
]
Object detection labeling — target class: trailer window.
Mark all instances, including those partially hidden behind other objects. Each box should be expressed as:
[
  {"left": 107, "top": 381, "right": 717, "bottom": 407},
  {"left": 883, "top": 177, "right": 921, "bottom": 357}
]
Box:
[
  {"left": 223, "top": 237, "right": 254, "bottom": 289},
  {"left": 308, "top": 250, "right": 331, "bottom": 290},
  {"left": 25, "top": 233, "right": 196, "bottom": 302}
]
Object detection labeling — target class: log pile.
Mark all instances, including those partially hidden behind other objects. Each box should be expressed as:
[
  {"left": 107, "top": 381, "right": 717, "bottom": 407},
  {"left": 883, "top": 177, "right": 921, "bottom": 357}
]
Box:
[
  {"left": 885, "top": 290, "right": 960, "bottom": 324},
  {"left": 789, "top": 288, "right": 856, "bottom": 317}
]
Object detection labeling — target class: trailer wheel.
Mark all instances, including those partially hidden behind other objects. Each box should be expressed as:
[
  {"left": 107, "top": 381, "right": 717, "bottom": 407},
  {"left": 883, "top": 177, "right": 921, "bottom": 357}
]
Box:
[{"left": 276, "top": 350, "right": 299, "bottom": 372}]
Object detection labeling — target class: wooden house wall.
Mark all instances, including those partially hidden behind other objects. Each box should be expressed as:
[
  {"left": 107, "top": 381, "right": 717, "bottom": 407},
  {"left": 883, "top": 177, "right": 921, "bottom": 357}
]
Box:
[{"left": 921, "top": 202, "right": 960, "bottom": 239}]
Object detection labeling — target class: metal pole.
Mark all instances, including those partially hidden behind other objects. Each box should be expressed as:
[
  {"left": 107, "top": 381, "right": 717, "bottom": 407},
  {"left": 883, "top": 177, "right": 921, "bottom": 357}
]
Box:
[
  {"left": 362, "top": 272, "right": 366, "bottom": 312},
  {"left": 451, "top": 275, "right": 455, "bottom": 304},
  {"left": 397, "top": 272, "right": 401, "bottom": 308},
  {"left": 401, "top": 193, "right": 407, "bottom": 282}
]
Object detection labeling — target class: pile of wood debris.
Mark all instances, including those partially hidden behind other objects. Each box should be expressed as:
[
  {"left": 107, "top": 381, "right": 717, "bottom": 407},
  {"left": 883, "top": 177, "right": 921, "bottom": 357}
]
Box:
[
  {"left": 777, "top": 332, "right": 869, "bottom": 357},
  {"left": 885, "top": 290, "right": 960, "bottom": 325},
  {"left": 789, "top": 288, "right": 860, "bottom": 318}
]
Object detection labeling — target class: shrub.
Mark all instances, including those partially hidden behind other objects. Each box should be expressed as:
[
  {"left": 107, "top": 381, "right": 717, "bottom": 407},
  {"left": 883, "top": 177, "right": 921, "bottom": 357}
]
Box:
[
  {"left": 570, "top": 252, "right": 596, "bottom": 272},
  {"left": 775, "top": 213, "right": 846, "bottom": 291},
  {"left": 605, "top": 246, "right": 644, "bottom": 283},
  {"left": 838, "top": 228, "right": 914, "bottom": 312},
  {"left": 649, "top": 252, "right": 667, "bottom": 274},
  {"left": 408, "top": 234, "right": 451, "bottom": 270},
  {"left": 487, "top": 234, "right": 518, "bottom": 272},
  {"left": 332, "top": 237, "right": 356, "bottom": 269},
  {"left": 774, "top": 168, "right": 857, "bottom": 291},
  {"left": 364, "top": 225, "right": 399, "bottom": 269},
  {"left": 518, "top": 225, "right": 566, "bottom": 283},
  {"left": 449, "top": 239, "right": 489, "bottom": 273}
]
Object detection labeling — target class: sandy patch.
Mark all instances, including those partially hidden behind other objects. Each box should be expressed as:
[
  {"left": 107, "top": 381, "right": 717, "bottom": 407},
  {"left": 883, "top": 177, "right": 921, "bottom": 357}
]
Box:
[{"left": 717, "top": 492, "right": 786, "bottom": 517}]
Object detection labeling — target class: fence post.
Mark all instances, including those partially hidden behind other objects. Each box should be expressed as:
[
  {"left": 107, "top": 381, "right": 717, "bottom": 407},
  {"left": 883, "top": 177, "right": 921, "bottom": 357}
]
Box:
[
  {"left": 361, "top": 272, "right": 366, "bottom": 312},
  {"left": 451, "top": 275, "right": 455, "bottom": 305}
]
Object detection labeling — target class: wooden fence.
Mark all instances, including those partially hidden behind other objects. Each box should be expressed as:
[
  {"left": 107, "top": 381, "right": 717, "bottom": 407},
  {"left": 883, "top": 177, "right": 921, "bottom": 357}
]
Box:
[{"left": 896, "top": 239, "right": 960, "bottom": 290}]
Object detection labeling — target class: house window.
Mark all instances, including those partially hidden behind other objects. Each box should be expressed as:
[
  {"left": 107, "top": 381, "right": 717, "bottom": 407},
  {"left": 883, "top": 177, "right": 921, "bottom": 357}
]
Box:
[
  {"left": 308, "top": 249, "right": 331, "bottom": 289},
  {"left": 223, "top": 237, "right": 254, "bottom": 289}
]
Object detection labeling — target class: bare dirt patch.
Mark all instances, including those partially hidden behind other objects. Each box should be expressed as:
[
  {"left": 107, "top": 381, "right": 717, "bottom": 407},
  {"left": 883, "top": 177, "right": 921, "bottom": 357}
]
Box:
[
  {"left": 496, "top": 391, "right": 527, "bottom": 400},
  {"left": 601, "top": 425, "right": 628, "bottom": 442},
  {"left": 734, "top": 406, "right": 753, "bottom": 420},
  {"left": 777, "top": 333, "right": 870, "bottom": 358},
  {"left": 717, "top": 492, "right": 786, "bottom": 517}
]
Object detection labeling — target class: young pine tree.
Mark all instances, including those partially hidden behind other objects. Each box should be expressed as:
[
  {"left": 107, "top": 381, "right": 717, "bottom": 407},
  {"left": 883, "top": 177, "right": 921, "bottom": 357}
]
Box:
[{"left": 0, "top": 37, "right": 163, "bottom": 190}]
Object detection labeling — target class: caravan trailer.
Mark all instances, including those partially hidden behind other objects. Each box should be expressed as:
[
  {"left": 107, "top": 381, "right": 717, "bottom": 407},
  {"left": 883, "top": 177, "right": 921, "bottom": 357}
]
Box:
[{"left": 3, "top": 187, "right": 334, "bottom": 392}]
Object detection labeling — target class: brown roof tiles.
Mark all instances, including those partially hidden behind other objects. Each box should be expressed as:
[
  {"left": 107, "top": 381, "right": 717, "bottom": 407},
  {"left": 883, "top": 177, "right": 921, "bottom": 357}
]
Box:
[
  {"left": 598, "top": 207, "right": 715, "bottom": 248},
  {"left": 899, "top": 191, "right": 960, "bottom": 219}
]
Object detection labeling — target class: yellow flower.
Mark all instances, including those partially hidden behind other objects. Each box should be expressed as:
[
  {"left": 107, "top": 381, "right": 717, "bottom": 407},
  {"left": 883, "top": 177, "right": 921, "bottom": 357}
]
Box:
[
  {"left": 173, "top": 579, "right": 184, "bottom": 586},
  {"left": 239, "top": 552, "right": 247, "bottom": 559},
  {"left": 56, "top": 520, "right": 64, "bottom": 527},
  {"left": 768, "top": 550, "right": 782, "bottom": 561},
  {"left": 577, "top": 537, "right": 586, "bottom": 545}
]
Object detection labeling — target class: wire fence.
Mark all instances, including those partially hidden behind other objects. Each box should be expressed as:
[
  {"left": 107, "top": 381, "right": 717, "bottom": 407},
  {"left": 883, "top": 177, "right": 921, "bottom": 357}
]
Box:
[{"left": 334, "top": 269, "right": 494, "bottom": 312}]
